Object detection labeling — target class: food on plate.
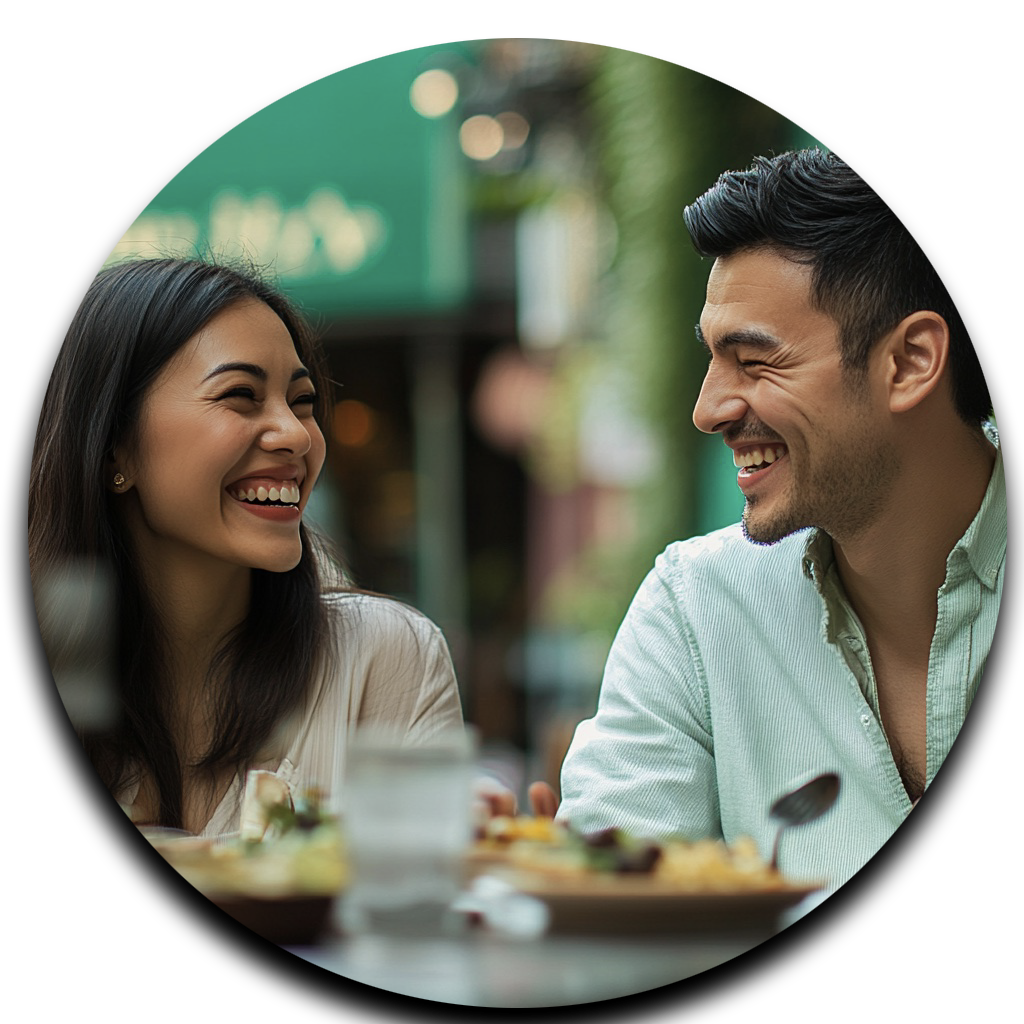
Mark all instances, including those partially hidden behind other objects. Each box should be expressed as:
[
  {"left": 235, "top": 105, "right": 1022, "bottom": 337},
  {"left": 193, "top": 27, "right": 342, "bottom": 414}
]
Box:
[
  {"left": 146, "top": 788, "right": 347, "bottom": 899},
  {"left": 472, "top": 815, "right": 803, "bottom": 892},
  {"left": 477, "top": 813, "right": 564, "bottom": 846}
]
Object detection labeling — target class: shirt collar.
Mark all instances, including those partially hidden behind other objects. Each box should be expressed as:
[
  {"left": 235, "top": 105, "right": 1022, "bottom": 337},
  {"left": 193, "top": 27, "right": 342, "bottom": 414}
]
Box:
[
  {"left": 801, "top": 529, "right": 833, "bottom": 592},
  {"left": 956, "top": 443, "right": 1005, "bottom": 591},
  {"left": 801, "top": 440, "right": 1005, "bottom": 593}
]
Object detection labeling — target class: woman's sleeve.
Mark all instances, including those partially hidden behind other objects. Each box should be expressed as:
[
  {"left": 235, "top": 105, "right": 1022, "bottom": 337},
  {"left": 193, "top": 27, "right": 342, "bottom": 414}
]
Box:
[
  {"left": 403, "top": 612, "right": 465, "bottom": 740},
  {"left": 350, "top": 598, "right": 464, "bottom": 739}
]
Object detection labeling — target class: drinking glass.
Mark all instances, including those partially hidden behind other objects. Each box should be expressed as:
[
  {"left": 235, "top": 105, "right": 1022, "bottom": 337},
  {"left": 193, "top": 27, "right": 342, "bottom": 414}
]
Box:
[{"left": 339, "top": 725, "right": 477, "bottom": 935}]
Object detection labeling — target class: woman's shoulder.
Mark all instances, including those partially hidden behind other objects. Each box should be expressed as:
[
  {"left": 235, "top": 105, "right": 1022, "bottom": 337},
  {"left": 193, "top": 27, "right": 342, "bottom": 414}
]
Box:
[
  {"left": 313, "top": 590, "right": 456, "bottom": 707},
  {"left": 319, "top": 589, "right": 446, "bottom": 646}
]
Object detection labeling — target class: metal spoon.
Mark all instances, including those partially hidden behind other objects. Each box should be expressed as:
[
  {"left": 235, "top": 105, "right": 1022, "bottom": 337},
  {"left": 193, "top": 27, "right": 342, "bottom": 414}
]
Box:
[{"left": 769, "top": 772, "right": 840, "bottom": 870}]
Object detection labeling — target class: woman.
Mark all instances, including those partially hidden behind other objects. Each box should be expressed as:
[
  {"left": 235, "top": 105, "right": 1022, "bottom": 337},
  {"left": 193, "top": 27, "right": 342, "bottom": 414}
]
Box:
[{"left": 29, "top": 257, "right": 465, "bottom": 836}]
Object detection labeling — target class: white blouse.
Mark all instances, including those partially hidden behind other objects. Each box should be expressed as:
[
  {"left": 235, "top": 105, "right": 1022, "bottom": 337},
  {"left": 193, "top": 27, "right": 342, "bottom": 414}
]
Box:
[{"left": 119, "top": 592, "right": 465, "bottom": 837}]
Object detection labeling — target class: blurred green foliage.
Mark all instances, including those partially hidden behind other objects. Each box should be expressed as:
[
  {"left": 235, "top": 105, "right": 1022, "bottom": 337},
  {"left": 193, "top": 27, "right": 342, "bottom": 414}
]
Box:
[{"left": 540, "top": 50, "right": 811, "bottom": 649}]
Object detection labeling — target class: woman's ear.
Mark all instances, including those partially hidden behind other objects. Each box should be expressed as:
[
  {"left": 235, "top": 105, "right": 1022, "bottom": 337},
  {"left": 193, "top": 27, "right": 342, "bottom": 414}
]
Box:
[
  {"left": 107, "top": 447, "right": 133, "bottom": 493},
  {"left": 882, "top": 311, "right": 950, "bottom": 415}
]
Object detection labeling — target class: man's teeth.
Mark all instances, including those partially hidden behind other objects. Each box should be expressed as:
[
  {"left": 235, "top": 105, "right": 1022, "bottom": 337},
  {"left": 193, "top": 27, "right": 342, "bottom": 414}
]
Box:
[
  {"left": 235, "top": 484, "right": 301, "bottom": 504},
  {"left": 733, "top": 446, "right": 786, "bottom": 469}
]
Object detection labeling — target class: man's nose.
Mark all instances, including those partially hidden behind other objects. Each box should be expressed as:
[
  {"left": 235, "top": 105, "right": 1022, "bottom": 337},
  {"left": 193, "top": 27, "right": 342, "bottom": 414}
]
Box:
[{"left": 692, "top": 366, "right": 748, "bottom": 434}]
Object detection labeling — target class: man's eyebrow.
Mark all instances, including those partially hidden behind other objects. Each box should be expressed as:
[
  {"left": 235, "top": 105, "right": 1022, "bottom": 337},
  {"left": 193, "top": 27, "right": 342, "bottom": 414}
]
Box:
[
  {"left": 202, "top": 363, "right": 312, "bottom": 383},
  {"left": 694, "top": 325, "right": 781, "bottom": 355}
]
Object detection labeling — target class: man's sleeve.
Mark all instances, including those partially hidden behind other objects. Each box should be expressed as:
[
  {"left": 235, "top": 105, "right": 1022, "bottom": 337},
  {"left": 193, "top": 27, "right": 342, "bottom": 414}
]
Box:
[{"left": 557, "top": 550, "right": 721, "bottom": 840}]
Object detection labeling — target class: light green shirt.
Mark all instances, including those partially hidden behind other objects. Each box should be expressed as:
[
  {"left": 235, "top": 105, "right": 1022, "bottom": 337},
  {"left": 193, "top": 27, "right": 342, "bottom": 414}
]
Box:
[{"left": 559, "top": 449, "right": 1005, "bottom": 889}]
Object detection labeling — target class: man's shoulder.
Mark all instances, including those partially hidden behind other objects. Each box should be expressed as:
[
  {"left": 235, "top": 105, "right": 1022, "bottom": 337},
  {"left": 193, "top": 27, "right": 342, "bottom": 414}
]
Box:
[{"left": 656, "top": 523, "right": 813, "bottom": 581}]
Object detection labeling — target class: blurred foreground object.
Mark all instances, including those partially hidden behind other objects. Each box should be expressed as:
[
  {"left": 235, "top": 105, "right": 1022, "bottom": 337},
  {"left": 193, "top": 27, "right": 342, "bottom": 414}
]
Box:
[
  {"left": 146, "top": 785, "right": 346, "bottom": 945},
  {"left": 340, "top": 725, "right": 477, "bottom": 935},
  {"left": 34, "top": 559, "right": 117, "bottom": 734}
]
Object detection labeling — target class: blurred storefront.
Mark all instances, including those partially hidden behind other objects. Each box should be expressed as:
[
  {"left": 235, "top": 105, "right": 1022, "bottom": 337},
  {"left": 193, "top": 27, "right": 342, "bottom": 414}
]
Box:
[{"left": 109, "top": 40, "right": 816, "bottom": 797}]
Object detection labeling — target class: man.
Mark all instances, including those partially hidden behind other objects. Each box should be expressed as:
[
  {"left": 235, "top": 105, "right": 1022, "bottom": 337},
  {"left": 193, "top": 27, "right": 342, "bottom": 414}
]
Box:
[{"left": 548, "top": 149, "right": 1004, "bottom": 889}]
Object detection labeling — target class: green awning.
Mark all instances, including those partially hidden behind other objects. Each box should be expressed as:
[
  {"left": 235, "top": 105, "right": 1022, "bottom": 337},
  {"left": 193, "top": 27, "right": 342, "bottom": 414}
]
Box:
[{"left": 111, "top": 44, "right": 474, "bottom": 318}]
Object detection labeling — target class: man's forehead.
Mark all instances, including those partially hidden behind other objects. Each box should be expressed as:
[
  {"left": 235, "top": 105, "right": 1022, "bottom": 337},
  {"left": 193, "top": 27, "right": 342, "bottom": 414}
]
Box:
[
  {"left": 706, "top": 250, "right": 813, "bottom": 302},
  {"left": 699, "top": 250, "right": 821, "bottom": 344}
]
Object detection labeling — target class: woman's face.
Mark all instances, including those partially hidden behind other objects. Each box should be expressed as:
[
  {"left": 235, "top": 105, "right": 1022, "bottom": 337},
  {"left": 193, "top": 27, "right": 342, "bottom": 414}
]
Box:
[{"left": 119, "top": 299, "right": 327, "bottom": 578}]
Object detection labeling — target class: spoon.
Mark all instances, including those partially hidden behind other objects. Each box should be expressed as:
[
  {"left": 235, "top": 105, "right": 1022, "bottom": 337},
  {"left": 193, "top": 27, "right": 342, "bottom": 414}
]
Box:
[{"left": 769, "top": 772, "right": 840, "bottom": 870}]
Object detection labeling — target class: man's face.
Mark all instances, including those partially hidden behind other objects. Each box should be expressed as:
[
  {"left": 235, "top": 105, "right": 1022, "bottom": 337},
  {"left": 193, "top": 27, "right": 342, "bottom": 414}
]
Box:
[{"left": 692, "top": 249, "right": 899, "bottom": 545}]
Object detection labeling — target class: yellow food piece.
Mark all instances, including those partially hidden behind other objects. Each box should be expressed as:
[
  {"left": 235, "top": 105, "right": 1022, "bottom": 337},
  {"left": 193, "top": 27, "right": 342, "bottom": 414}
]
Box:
[
  {"left": 653, "top": 837, "right": 788, "bottom": 891},
  {"left": 479, "top": 814, "right": 563, "bottom": 845}
]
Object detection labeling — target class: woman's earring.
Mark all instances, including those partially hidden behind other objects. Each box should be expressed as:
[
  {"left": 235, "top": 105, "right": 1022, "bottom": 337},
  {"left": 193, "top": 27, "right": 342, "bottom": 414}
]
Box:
[{"left": 113, "top": 472, "right": 126, "bottom": 490}]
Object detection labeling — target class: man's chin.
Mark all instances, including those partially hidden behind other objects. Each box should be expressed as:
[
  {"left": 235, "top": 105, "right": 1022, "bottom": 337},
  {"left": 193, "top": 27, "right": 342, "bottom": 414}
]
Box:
[{"left": 740, "top": 504, "right": 805, "bottom": 547}]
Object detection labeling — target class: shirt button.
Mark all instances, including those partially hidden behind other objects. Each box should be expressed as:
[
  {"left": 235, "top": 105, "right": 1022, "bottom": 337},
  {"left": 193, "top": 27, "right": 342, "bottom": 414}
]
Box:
[{"left": 860, "top": 713, "right": 872, "bottom": 726}]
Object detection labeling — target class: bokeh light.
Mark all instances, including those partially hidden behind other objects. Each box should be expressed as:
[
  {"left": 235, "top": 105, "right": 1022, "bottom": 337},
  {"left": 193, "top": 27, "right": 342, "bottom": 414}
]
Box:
[
  {"left": 332, "top": 399, "right": 378, "bottom": 447},
  {"left": 410, "top": 68, "right": 459, "bottom": 118},
  {"left": 496, "top": 111, "right": 530, "bottom": 150},
  {"left": 459, "top": 114, "right": 504, "bottom": 161}
]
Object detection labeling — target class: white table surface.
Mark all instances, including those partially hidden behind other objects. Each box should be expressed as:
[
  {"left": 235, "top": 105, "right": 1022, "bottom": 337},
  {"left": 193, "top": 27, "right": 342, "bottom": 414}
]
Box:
[
  {"left": 287, "top": 925, "right": 766, "bottom": 1007},
  {"left": 278, "top": 861, "right": 829, "bottom": 1007}
]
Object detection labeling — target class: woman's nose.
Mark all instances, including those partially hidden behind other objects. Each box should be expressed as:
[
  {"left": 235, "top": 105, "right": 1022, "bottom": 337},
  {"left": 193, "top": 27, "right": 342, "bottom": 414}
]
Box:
[
  {"left": 692, "top": 365, "right": 748, "bottom": 434},
  {"left": 261, "top": 402, "right": 313, "bottom": 455}
]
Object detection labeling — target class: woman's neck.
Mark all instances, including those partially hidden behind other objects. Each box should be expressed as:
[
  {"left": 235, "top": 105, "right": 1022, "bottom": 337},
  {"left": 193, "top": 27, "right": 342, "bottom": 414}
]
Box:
[{"left": 136, "top": 548, "right": 252, "bottom": 701}]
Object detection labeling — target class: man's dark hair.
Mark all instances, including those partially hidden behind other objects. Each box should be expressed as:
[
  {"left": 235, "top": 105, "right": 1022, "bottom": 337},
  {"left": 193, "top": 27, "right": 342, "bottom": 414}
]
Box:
[{"left": 683, "top": 148, "right": 992, "bottom": 427}]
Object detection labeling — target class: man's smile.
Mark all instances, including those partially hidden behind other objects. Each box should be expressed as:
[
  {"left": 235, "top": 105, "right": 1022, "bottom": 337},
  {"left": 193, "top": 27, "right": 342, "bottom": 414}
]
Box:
[{"left": 732, "top": 443, "right": 788, "bottom": 472}]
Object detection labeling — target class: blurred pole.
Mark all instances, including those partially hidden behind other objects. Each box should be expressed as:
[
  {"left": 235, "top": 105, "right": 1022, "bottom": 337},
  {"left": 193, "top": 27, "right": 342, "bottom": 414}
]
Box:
[{"left": 412, "top": 333, "right": 469, "bottom": 693}]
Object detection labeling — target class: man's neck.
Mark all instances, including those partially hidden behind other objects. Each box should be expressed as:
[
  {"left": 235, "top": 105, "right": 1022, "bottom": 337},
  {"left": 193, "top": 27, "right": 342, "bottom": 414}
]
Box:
[{"left": 832, "top": 425, "right": 995, "bottom": 648}]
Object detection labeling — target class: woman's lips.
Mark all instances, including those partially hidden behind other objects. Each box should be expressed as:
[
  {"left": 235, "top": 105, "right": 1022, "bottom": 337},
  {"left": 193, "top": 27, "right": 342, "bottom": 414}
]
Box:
[
  {"left": 230, "top": 482, "right": 301, "bottom": 504},
  {"left": 227, "top": 475, "right": 303, "bottom": 522},
  {"left": 233, "top": 499, "right": 302, "bottom": 522}
]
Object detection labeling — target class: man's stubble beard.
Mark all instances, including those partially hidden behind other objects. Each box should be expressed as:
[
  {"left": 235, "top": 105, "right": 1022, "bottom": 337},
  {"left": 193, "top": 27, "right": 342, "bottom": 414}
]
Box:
[{"left": 741, "top": 423, "right": 901, "bottom": 547}]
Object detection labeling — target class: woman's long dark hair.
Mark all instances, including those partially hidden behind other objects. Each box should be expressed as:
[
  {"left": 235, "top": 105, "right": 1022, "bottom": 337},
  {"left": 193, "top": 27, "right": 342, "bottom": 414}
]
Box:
[{"left": 30, "top": 257, "right": 340, "bottom": 828}]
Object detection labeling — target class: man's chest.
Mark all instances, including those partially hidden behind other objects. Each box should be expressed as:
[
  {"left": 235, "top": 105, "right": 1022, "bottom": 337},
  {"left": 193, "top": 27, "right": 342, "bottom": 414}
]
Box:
[{"left": 870, "top": 650, "right": 929, "bottom": 802}]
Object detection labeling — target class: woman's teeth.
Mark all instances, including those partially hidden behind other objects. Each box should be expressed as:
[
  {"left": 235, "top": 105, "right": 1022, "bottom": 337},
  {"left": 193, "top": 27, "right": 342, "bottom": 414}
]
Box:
[
  {"left": 733, "top": 445, "right": 786, "bottom": 469},
  {"left": 234, "top": 484, "right": 301, "bottom": 504}
]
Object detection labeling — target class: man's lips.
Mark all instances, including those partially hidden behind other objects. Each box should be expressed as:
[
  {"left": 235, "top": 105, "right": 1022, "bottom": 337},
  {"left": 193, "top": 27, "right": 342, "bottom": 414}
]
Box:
[
  {"left": 729, "top": 442, "right": 788, "bottom": 495},
  {"left": 732, "top": 442, "right": 787, "bottom": 470}
]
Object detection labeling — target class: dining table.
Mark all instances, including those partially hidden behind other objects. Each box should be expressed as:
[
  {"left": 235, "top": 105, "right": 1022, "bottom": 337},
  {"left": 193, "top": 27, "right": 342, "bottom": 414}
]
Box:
[
  {"left": 277, "top": 887, "right": 826, "bottom": 1008},
  {"left": 286, "top": 927, "right": 763, "bottom": 1007}
]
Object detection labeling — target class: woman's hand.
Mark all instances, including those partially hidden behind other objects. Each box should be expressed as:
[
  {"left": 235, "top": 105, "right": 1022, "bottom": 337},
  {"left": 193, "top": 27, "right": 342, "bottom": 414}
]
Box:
[
  {"left": 473, "top": 775, "right": 519, "bottom": 819},
  {"left": 473, "top": 777, "right": 561, "bottom": 819},
  {"left": 527, "top": 781, "right": 559, "bottom": 818}
]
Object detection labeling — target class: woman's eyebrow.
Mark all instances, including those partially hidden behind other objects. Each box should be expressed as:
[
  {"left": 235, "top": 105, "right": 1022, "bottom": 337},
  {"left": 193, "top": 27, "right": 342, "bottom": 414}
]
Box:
[{"left": 202, "top": 363, "right": 311, "bottom": 383}]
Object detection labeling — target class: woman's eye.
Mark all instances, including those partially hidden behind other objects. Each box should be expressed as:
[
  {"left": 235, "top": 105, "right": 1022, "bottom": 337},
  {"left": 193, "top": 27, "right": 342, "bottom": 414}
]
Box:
[
  {"left": 291, "top": 393, "right": 317, "bottom": 408},
  {"left": 219, "top": 386, "right": 257, "bottom": 400}
]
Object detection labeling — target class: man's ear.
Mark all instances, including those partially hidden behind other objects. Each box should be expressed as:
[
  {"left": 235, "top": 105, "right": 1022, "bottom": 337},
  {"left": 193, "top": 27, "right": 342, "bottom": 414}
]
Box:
[{"left": 882, "top": 311, "right": 950, "bottom": 414}]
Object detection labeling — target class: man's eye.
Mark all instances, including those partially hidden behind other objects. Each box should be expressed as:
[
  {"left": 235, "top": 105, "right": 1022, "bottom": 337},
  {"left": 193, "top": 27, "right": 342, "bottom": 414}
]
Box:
[{"left": 739, "top": 359, "right": 766, "bottom": 368}]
